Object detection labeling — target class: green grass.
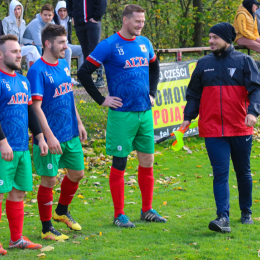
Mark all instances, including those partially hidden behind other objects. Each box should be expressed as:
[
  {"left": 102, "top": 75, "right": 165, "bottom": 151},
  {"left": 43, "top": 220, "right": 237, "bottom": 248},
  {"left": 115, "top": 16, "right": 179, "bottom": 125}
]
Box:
[{"left": 1, "top": 135, "right": 260, "bottom": 259}]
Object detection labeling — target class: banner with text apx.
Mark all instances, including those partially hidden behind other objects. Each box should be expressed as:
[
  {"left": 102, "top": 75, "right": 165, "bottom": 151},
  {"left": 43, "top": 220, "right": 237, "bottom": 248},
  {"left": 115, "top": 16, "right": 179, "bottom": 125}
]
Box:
[{"left": 153, "top": 60, "right": 199, "bottom": 141}]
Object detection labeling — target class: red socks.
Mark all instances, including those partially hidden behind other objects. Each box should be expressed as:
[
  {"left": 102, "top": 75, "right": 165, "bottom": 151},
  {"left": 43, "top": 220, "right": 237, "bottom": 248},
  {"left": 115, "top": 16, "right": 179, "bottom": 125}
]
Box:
[
  {"left": 37, "top": 185, "right": 53, "bottom": 222},
  {"left": 59, "top": 175, "right": 79, "bottom": 206},
  {"left": 109, "top": 167, "right": 125, "bottom": 218},
  {"left": 138, "top": 166, "right": 154, "bottom": 213},
  {"left": 6, "top": 200, "right": 24, "bottom": 242}
]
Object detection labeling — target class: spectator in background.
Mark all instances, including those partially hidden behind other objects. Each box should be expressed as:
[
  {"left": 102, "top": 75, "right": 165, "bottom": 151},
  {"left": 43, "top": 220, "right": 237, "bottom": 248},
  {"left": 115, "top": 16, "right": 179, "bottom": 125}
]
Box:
[
  {"left": 3, "top": 0, "right": 40, "bottom": 69},
  {"left": 23, "top": 4, "right": 54, "bottom": 55},
  {"left": 66, "top": 0, "right": 107, "bottom": 88},
  {"left": 234, "top": 0, "right": 260, "bottom": 53},
  {"left": 0, "top": 19, "right": 4, "bottom": 36},
  {"left": 53, "top": 1, "right": 83, "bottom": 85},
  {"left": 256, "top": 7, "right": 260, "bottom": 33}
]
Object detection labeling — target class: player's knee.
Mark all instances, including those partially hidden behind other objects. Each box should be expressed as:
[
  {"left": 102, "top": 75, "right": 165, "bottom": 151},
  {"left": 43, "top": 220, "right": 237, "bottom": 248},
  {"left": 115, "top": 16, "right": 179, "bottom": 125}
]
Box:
[
  {"left": 41, "top": 176, "right": 56, "bottom": 188},
  {"left": 8, "top": 188, "right": 25, "bottom": 201},
  {"left": 0, "top": 193, "right": 4, "bottom": 202},
  {"left": 112, "top": 156, "right": 127, "bottom": 171},
  {"left": 138, "top": 153, "right": 154, "bottom": 168}
]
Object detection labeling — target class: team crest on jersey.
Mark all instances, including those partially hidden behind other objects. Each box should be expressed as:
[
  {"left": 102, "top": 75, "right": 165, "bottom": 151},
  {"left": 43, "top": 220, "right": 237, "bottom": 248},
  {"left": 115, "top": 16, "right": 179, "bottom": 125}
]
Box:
[
  {"left": 139, "top": 45, "right": 147, "bottom": 52},
  {"left": 22, "top": 81, "right": 28, "bottom": 91},
  {"left": 64, "top": 67, "right": 70, "bottom": 76}
]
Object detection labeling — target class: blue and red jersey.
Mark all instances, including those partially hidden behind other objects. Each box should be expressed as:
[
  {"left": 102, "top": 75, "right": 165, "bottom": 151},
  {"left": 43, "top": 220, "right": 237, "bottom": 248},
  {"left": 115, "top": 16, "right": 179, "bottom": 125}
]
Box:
[
  {"left": 0, "top": 70, "right": 32, "bottom": 151},
  {"left": 27, "top": 58, "right": 79, "bottom": 145},
  {"left": 87, "top": 32, "right": 156, "bottom": 112}
]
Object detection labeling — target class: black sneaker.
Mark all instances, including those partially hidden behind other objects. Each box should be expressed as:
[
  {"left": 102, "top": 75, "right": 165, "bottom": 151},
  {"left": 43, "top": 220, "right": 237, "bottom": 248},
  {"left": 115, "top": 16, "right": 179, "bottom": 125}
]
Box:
[
  {"left": 113, "top": 214, "right": 135, "bottom": 228},
  {"left": 95, "top": 77, "right": 105, "bottom": 88},
  {"left": 241, "top": 211, "right": 254, "bottom": 224},
  {"left": 140, "top": 209, "right": 167, "bottom": 223},
  {"left": 208, "top": 214, "right": 231, "bottom": 233}
]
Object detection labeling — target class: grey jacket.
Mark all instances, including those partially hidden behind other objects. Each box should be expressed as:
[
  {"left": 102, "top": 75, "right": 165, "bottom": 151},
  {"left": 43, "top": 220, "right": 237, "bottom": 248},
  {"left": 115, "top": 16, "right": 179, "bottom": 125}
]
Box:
[
  {"left": 2, "top": 0, "right": 26, "bottom": 44},
  {"left": 22, "top": 13, "right": 53, "bottom": 45},
  {"left": 256, "top": 9, "right": 260, "bottom": 34}
]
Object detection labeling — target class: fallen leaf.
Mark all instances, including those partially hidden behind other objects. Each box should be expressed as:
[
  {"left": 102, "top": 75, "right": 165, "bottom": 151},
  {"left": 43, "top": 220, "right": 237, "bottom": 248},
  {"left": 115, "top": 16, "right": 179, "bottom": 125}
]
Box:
[
  {"left": 190, "top": 242, "right": 197, "bottom": 245},
  {"left": 78, "top": 195, "right": 84, "bottom": 199},
  {"left": 37, "top": 253, "right": 46, "bottom": 258},
  {"left": 163, "top": 228, "right": 169, "bottom": 232},
  {"left": 30, "top": 199, "right": 37, "bottom": 204},
  {"left": 99, "top": 232, "right": 102, "bottom": 236},
  {"left": 125, "top": 202, "right": 136, "bottom": 204},
  {"left": 85, "top": 237, "right": 89, "bottom": 240},
  {"left": 163, "top": 201, "right": 167, "bottom": 206},
  {"left": 253, "top": 181, "right": 258, "bottom": 183},
  {"left": 41, "top": 246, "right": 54, "bottom": 252},
  {"left": 72, "top": 241, "right": 80, "bottom": 245},
  {"left": 196, "top": 165, "right": 202, "bottom": 168},
  {"left": 233, "top": 185, "right": 237, "bottom": 189}
]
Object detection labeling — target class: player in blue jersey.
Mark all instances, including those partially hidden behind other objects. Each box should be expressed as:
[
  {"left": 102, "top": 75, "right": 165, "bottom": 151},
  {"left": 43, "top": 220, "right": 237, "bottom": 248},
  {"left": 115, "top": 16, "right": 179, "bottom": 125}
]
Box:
[
  {"left": 78, "top": 4, "right": 167, "bottom": 227},
  {"left": 27, "top": 24, "right": 87, "bottom": 241},
  {"left": 0, "top": 34, "right": 48, "bottom": 254}
]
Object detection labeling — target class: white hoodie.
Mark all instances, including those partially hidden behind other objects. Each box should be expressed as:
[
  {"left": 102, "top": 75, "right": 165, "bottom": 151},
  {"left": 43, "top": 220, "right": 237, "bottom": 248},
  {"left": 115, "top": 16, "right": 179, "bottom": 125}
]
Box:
[
  {"left": 55, "top": 1, "right": 69, "bottom": 30},
  {"left": 2, "top": 0, "right": 26, "bottom": 44}
]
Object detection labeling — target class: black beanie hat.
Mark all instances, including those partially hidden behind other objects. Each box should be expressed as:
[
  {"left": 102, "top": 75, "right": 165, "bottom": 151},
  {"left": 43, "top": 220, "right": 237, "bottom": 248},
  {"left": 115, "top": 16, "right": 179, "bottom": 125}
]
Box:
[
  {"left": 209, "top": 22, "right": 236, "bottom": 44},
  {"left": 243, "top": 0, "right": 260, "bottom": 17}
]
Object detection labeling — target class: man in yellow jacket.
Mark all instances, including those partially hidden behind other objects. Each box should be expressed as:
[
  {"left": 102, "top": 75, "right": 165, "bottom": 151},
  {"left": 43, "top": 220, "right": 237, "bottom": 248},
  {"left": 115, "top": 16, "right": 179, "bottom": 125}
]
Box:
[{"left": 234, "top": 0, "right": 260, "bottom": 53}]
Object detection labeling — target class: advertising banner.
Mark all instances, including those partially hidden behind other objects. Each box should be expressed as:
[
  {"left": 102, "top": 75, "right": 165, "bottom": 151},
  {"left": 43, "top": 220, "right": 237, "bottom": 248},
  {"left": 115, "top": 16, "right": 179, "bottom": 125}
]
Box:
[{"left": 153, "top": 60, "right": 199, "bottom": 141}]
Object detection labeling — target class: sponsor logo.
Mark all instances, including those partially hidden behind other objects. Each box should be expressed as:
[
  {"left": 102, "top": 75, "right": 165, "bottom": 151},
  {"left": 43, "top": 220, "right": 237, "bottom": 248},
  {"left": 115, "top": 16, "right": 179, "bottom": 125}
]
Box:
[
  {"left": 47, "top": 163, "right": 53, "bottom": 170},
  {"left": 45, "top": 71, "right": 54, "bottom": 83},
  {"left": 246, "top": 136, "right": 252, "bottom": 141},
  {"left": 124, "top": 57, "right": 149, "bottom": 68},
  {"left": 0, "top": 180, "right": 3, "bottom": 186},
  {"left": 44, "top": 201, "right": 53, "bottom": 206},
  {"left": 117, "top": 145, "right": 122, "bottom": 151},
  {"left": 228, "top": 68, "right": 236, "bottom": 78},
  {"left": 139, "top": 44, "right": 147, "bottom": 52},
  {"left": 116, "top": 43, "right": 124, "bottom": 55},
  {"left": 53, "top": 82, "right": 73, "bottom": 98},
  {"left": 3, "top": 79, "right": 11, "bottom": 91},
  {"left": 204, "top": 68, "right": 214, "bottom": 72},
  {"left": 22, "top": 81, "right": 28, "bottom": 91},
  {"left": 7, "top": 93, "right": 29, "bottom": 105},
  {"left": 64, "top": 67, "right": 70, "bottom": 76}
]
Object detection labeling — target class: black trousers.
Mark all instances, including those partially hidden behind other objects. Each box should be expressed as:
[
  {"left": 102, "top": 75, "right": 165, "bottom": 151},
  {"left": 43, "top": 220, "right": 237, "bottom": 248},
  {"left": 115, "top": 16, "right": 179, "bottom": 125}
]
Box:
[{"left": 75, "top": 21, "right": 103, "bottom": 77}]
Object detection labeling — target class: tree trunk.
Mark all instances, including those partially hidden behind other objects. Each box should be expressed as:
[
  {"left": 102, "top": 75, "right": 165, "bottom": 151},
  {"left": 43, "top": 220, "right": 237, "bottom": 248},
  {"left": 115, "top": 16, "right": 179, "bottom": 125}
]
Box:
[{"left": 193, "top": 0, "right": 202, "bottom": 47}]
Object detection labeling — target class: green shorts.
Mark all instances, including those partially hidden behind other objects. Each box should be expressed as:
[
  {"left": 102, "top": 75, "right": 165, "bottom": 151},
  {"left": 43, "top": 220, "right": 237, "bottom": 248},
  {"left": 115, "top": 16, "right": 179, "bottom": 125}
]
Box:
[
  {"left": 106, "top": 109, "right": 154, "bottom": 157},
  {"left": 33, "top": 136, "right": 84, "bottom": 177},
  {"left": 0, "top": 150, "right": 33, "bottom": 193}
]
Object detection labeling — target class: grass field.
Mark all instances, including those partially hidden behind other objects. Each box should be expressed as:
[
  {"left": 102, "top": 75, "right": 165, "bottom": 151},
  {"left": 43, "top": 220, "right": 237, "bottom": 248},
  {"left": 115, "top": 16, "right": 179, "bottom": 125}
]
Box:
[{"left": 1, "top": 135, "right": 260, "bottom": 260}]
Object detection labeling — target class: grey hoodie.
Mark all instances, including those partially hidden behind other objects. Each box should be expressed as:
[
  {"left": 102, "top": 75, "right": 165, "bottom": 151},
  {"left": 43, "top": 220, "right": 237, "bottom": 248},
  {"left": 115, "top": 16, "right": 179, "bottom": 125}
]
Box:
[
  {"left": 256, "top": 8, "right": 260, "bottom": 34},
  {"left": 2, "top": 0, "right": 26, "bottom": 44},
  {"left": 22, "top": 13, "right": 53, "bottom": 45}
]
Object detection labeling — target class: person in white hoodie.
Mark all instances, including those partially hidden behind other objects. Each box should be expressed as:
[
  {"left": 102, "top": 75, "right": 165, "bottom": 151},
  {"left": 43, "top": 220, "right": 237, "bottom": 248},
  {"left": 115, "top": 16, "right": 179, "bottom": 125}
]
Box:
[
  {"left": 53, "top": 1, "right": 83, "bottom": 85},
  {"left": 2, "top": 0, "right": 40, "bottom": 69}
]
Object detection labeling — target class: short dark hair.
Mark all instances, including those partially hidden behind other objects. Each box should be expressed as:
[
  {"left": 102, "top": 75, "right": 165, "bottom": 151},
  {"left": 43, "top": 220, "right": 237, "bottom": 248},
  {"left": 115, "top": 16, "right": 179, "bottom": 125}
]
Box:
[
  {"left": 122, "top": 4, "right": 145, "bottom": 18},
  {"left": 41, "top": 4, "right": 54, "bottom": 13},
  {"left": 42, "top": 24, "right": 67, "bottom": 48},
  {"left": 0, "top": 34, "right": 18, "bottom": 47}
]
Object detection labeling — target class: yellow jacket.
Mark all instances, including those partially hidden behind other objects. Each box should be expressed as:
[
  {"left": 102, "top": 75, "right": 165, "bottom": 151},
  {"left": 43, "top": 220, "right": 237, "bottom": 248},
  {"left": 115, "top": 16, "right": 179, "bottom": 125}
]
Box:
[{"left": 233, "top": 4, "right": 259, "bottom": 42}]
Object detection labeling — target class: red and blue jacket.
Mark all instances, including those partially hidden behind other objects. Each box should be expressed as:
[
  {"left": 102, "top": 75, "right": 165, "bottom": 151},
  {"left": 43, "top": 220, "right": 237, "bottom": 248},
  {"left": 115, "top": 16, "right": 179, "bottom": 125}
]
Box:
[{"left": 184, "top": 45, "right": 260, "bottom": 137}]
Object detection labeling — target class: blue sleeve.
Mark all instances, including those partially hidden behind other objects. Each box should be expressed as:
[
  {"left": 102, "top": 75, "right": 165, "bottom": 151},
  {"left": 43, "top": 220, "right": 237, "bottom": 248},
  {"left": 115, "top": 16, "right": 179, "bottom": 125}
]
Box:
[
  {"left": 87, "top": 40, "right": 111, "bottom": 67},
  {"left": 148, "top": 39, "right": 156, "bottom": 62},
  {"left": 27, "top": 68, "right": 44, "bottom": 101}
]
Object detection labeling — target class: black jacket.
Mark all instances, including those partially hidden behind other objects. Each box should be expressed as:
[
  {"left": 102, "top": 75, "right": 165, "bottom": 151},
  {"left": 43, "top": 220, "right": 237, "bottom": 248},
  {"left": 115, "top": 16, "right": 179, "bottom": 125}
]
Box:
[
  {"left": 184, "top": 45, "right": 260, "bottom": 137},
  {"left": 66, "top": 0, "right": 107, "bottom": 27},
  {"left": 53, "top": 13, "right": 72, "bottom": 44},
  {"left": 0, "top": 19, "right": 4, "bottom": 36}
]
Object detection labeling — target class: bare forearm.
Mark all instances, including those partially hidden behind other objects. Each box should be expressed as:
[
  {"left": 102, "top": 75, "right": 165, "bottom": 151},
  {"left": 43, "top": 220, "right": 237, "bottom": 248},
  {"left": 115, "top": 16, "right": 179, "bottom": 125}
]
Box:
[
  {"left": 33, "top": 105, "right": 54, "bottom": 139},
  {"left": 75, "top": 104, "right": 83, "bottom": 126}
]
